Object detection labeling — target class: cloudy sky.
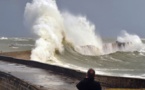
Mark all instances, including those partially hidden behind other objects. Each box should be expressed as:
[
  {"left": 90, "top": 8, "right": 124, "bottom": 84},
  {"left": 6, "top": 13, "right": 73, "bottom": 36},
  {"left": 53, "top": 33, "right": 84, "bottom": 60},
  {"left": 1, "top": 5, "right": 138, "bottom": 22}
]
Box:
[{"left": 0, "top": 0, "right": 145, "bottom": 38}]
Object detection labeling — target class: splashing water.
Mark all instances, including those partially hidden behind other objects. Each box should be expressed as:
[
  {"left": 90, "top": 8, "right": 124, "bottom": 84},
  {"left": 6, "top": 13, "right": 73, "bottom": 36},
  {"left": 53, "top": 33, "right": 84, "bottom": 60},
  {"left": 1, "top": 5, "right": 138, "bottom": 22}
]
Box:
[
  {"left": 62, "top": 12, "right": 103, "bottom": 55},
  {"left": 24, "top": 0, "right": 65, "bottom": 62},
  {"left": 23, "top": 0, "right": 145, "bottom": 80},
  {"left": 24, "top": 0, "right": 144, "bottom": 63},
  {"left": 24, "top": 0, "right": 102, "bottom": 62},
  {"left": 103, "top": 31, "right": 144, "bottom": 54},
  {"left": 117, "top": 31, "right": 141, "bottom": 43},
  {"left": 62, "top": 12, "right": 102, "bottom": 47},
  {"left": 117, "top": 31, "right": 144, "bottom": 51}
]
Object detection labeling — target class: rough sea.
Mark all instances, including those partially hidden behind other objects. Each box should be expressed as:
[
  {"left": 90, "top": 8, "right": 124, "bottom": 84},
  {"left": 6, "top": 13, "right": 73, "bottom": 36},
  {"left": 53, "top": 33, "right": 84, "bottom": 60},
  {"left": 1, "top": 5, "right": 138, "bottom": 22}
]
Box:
[
  {"left": 1, "top": 0, "right": 145, "bottom": 82},
  {"left": 1, "top": 37, "right": 145, "bottom": 80}
]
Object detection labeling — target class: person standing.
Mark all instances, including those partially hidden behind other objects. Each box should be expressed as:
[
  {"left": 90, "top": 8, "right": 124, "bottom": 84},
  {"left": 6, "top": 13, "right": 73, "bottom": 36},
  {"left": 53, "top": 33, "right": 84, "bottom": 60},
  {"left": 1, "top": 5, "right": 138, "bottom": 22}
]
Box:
[{"left": 76, "top": 68, "right": 102, "bottom": 90}]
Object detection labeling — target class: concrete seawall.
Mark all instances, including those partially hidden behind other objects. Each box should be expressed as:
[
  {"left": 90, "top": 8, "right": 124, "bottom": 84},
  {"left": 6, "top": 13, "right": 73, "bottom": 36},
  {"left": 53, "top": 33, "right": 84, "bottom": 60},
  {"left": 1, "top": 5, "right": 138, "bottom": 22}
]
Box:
[
  {"left": 0, "top": 71, "right": 38, "bottom": 90},
  {"left": 0, "top": 55, "right": 145, "bottom": 88}
]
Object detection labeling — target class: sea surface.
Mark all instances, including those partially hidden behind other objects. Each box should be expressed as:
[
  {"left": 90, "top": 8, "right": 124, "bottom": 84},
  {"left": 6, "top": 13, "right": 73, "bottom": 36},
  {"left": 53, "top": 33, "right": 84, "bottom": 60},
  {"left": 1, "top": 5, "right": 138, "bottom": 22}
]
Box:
[
  {"left": 0, "top": 37, "right": 34, "bottom": 52},
  {"left": 1, "top": 37, "right": 145, "bottom": 80}
]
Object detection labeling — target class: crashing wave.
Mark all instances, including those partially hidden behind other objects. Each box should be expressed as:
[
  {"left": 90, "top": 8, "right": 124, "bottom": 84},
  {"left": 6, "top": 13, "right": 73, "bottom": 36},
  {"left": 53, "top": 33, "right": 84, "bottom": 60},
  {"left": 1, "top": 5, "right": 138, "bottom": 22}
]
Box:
[
  {"left": 24, "top": 0, "right": 102, "bottom": 62},
  {"left": 0, "top": 37, "right": 8, "bottom": 40},
  {"left": 75, "top": 45, "right": 102, "bottom": 56},
  {"left": 11, "top": 38, "right": 31, "bottom": 41},
  {"left": 24, "top": 0, "right": 145, "bottom": 62}
]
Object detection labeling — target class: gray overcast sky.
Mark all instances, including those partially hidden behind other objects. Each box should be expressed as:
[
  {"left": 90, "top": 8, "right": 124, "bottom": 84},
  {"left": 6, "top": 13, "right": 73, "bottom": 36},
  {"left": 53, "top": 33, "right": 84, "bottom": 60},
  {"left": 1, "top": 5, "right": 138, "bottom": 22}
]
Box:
[{"left": 0, "top": 0, "right": 145, "bottom": 38}]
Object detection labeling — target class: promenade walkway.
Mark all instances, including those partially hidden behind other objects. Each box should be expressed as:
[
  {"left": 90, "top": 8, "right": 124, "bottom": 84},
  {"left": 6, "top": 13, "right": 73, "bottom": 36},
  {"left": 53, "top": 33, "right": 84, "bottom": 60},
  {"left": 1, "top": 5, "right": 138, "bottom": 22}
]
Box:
[{"left": 0, "top": 60, "right": 78, "bottom": 90}]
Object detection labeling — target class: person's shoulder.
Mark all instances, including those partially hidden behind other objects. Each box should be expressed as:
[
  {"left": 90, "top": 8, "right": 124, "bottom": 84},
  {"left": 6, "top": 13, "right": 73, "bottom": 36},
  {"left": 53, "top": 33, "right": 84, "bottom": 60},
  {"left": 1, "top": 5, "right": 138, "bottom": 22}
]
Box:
[
  {"left": 79, "top": 78, "right": 87, "bottom": 83},
  {"left": 93, "top": 81, "right": 102, "bottom": 90},
  {"left": 81, "top": 78, "right": 88, "bottom": 82},
  {"left": 94, "top": 81, "right": 101, "bottom": 85}
]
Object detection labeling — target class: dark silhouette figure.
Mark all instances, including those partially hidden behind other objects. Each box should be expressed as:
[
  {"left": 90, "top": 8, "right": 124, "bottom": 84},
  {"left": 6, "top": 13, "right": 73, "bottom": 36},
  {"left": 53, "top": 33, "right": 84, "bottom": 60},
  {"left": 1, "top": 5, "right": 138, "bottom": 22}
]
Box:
[{"left": 76, "top": 68, "right": 102, "bottom": 90}]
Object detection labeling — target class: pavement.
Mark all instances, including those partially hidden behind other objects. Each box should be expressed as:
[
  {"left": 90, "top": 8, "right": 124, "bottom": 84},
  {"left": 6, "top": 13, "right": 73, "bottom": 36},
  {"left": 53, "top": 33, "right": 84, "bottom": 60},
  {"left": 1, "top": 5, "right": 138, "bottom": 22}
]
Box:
[{"left": 0, "top": 61, "right": 78, "bottom": 90}]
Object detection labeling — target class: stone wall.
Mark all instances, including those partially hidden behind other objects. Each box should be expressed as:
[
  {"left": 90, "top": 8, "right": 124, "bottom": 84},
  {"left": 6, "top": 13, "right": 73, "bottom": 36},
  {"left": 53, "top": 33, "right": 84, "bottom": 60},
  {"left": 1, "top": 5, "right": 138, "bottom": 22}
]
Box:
[
  {"left": 0, "top": 55, "right": 145, "bottom": 88},
  {"left": 0, "top": 71, "right": 38, "bottom": 90}
]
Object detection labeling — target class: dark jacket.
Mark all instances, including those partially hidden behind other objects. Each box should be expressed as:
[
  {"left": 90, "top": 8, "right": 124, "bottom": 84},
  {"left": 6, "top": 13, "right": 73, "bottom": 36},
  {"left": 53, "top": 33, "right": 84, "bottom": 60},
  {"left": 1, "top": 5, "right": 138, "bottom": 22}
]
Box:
[{"left": 76, "top": 78, "right": 101, "bottom": 90}]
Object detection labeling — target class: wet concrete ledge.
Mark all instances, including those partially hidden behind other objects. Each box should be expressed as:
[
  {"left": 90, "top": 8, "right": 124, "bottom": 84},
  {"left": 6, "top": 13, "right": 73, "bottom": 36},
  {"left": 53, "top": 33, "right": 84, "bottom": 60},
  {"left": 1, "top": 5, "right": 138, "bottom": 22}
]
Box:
[
  {"left": 0, "top": 71, "right": 38, "bottom": 90},
  {"left": 0, "top": 55, "right": 145, "bottom": 88}
]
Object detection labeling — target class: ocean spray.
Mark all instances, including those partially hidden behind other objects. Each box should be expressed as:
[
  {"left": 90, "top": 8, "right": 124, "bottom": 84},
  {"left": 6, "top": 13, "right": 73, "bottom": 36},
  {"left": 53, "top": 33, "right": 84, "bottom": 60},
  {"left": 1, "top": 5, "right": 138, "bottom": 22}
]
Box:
[
  {"left": 24, "top": 0, "right": 65, "bottom": 62},
  {"left": 117, "top": 30, "right": 144, "bottom": 51},
  {"left": 24, "top": 0, "right": 103, "bottom": 62}
]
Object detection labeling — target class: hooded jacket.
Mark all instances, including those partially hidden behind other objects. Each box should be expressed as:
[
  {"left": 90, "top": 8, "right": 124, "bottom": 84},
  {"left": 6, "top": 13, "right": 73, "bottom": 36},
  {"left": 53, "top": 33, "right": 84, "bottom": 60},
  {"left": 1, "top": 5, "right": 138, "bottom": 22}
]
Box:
[{"left": 76, "top": 78, "right": 101, "bottom": 90}]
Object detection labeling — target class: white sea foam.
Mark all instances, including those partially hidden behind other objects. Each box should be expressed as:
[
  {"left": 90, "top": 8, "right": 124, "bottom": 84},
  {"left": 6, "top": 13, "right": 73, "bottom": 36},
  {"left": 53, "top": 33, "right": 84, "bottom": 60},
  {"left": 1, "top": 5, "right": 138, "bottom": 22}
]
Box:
[
  {"left": 62, "top": 12, "right": 102, "bottom": 51},
  {"left": 24, "top": 0, "right": 102, "bottom": 62},
  {"left": 25, "top": 0, "right": 65, "bottom": 62},
  {"left": 12, "top": 43, "right": 34, "bottom": 47},
  {"left": 24, "top": 0, "right": 144, "bottom": 63},
  {"left": 0, "top": 37, "right": 8, "bottom": 40},
  {"left": 102, "top": 31, "right": 144, "bottom": 54},
  {"left": 117, "top": 30, "right": 143, "bottom": 51},
  {"left": 11, "top": 38, "right": 30, "bottom": 41}
]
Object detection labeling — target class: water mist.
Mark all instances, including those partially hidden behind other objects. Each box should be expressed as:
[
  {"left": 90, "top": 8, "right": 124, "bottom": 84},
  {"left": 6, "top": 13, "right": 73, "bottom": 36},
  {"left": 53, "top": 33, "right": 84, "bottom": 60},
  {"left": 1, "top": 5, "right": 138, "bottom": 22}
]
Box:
[{"left": 24, "top": 0, "right": 64, "bottom": 63}]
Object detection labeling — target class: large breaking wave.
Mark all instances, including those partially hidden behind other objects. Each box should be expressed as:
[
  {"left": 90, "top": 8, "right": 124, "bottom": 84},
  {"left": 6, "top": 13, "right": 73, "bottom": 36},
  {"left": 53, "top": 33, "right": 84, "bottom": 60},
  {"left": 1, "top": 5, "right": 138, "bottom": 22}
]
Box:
[{"left": 24, "top": 0, "right": 145, "bottom": 63}]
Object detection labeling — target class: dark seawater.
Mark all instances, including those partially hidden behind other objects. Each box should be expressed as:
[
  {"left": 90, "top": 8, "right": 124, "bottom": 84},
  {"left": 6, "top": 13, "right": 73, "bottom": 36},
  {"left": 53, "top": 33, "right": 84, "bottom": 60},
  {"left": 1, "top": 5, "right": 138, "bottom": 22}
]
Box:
[
  {"left": 1, "top": 37, "right": 145, "bottom": 79},
  {"left": 0, "top": 37, "right": 34, "bottom": 52},
  {"left": 57, "top": 45, "right": 145, "bottom": 79},
  {"left": 56, "top": 39, "right": 145, "bottom": 79}
]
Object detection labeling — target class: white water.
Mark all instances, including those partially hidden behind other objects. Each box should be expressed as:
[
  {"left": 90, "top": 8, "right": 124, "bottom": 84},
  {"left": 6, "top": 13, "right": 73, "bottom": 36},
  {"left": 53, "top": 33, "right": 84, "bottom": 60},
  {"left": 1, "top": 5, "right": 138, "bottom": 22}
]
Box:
[
  {"left": 117, "top": 30, "right": 144, "bottom": 51},
  {"left": 24, "top": 0, "right": 144, "bottom": 62},
  {"left": 24, "top": 0, "right": 103, "bottom": 62},
  {"left": 0, "top": 37, "right": 8, "bottom": 40},
  {"left": 103, "top": 31, "right": 144, "bottom": 54},
  {"left": 62, "top": 12, "right": 102, "bottom": 50},
  {"left": 24, "top": 0, "right": 65, "bottom": 62}
]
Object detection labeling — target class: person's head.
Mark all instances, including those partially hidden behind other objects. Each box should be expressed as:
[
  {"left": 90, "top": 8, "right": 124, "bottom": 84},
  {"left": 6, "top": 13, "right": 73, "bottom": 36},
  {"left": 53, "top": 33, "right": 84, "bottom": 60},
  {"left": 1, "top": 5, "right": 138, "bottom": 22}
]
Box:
[{"left": 87, "top": 68, "right": 95, "bottom": 79}]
